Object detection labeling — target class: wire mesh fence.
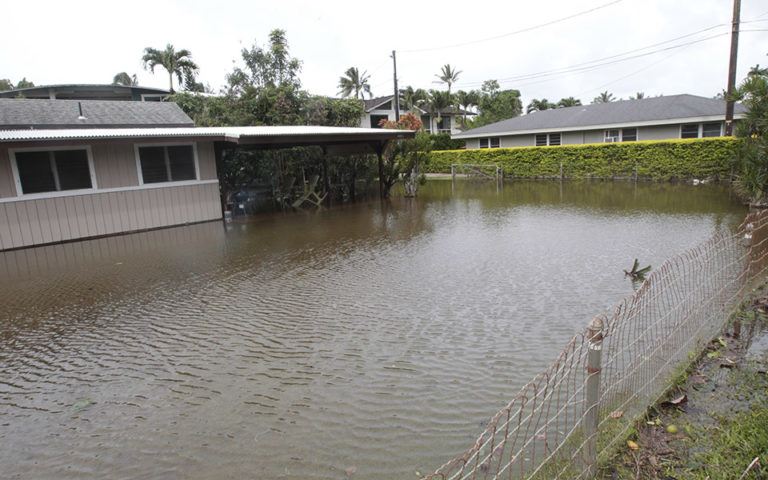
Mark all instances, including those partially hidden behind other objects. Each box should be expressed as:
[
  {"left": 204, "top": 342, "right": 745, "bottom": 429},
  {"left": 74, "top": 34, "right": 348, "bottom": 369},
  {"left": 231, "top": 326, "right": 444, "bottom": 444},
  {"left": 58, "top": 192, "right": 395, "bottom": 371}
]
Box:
[{"left": 424, "top": 209, "right": 768, "bottom": 480}]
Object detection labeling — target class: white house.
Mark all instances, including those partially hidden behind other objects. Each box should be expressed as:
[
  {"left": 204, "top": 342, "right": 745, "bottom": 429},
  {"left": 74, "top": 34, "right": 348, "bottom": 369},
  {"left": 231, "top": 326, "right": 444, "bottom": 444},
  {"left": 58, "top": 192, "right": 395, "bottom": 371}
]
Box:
[{"left": 359, "top": 95, "right": 471, "bottom": 135}]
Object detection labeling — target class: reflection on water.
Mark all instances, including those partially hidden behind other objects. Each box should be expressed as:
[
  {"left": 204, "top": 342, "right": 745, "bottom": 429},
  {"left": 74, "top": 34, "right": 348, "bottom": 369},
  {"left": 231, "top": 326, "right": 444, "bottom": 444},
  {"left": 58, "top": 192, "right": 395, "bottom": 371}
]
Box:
[{"left": 0, "top": 180, "right": 747, "bottom": 479}]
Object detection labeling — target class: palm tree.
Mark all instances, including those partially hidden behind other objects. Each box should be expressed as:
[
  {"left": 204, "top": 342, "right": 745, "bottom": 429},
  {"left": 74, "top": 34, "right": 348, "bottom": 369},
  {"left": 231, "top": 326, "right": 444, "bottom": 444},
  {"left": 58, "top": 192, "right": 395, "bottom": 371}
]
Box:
[
  {"left": 428, "top": 89, "right": 453, "bottom": 127},
  {"left": 141, "top": 44, "right": 199, "bottom": 93},
  {"left": 629, "top": 92, "right": 646, "bottom": 100},
  {"left": 455, "top": 90, "right": 481, "bottom": 127},
  {"left": 592, "top": 91, "right": 616, "bottom": 104},
  {"left": 557, "top": 97, "right": 582, "bottom": 108},
  {"left": 338, "top": 67, "right": 372, "bottom": 99},
  {"left": 526, "top": 98, "right": 556, "bottom": 114},
  {"left": 435, "top": 64, "right": 462, "bottom": 95},
  {"left": 402, "top": 86, "right": 428, "bottom": 111},
  {"left": 112, "top": 72, "right": 138, "bottom": 86}
]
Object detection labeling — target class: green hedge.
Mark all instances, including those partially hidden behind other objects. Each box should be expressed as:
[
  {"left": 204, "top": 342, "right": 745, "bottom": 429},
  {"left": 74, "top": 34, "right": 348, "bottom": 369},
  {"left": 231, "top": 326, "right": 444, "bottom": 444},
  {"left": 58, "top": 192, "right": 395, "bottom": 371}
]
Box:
[{"left": 424, "top": 137, "right": 740, "bottom": 180}]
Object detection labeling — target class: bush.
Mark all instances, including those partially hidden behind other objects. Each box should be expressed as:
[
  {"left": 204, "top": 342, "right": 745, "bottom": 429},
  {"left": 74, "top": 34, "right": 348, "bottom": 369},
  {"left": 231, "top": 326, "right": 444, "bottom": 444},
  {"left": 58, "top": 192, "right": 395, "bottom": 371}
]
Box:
[
  {"left": 430, "top": 133, "right": 465, "bottom": 151},
  {"left": 424, "top": 137, "right": 740, "bottom": 180}
]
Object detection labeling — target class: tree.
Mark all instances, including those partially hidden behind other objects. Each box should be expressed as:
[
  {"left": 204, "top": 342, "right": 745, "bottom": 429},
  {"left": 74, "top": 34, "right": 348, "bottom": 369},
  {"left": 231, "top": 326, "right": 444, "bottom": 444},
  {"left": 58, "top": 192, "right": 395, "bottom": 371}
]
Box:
[
  {"left": 427, "top": 89, "right": 453, "bottom": 124},
  {"left": 338, "top": 67, "right": 372, "bottom": 100},
  {"left": 227, "top": 29, "right": 301, "bottom": 94},
  {"left": 379, "top": 113, "right": 431, "bottom": 198},
  {"left": 557, "top": 97, "right": 582, "bottom": 108},
  {"left": 401, "top": 86, "right": 428, "bottom": 111},
  {"left": 592, "top": 91, "right": 616, "bottom": 104},
  {"left": 731, "top": 69, "right": 768, "bottom": 205},
  {"left": 455, "top": 89, "right": 480, "bottom": 127},
  {"left": 0, "top": 79, "right": 13, "bottom": 91},
  {"left": 629, "top": 92, "right": 646, "bottom": 100},
  {"left": 141, "top": 44, "right": 199, "bottom": 93},
  {"left": 183, "top": 70, "right": 206, "bottom": 92},
  {"left": 470, "top": 80, "right": 522, "bottom": 127},
  {"left": 112, "top": 72, "right": 138, "bottom": 86},
  {"left": 526, "top": 98, "right": 556, "bottom": 113},
  {"left": 304, "top": 96, "right": 365, "bottom": 127},
  {"left": 15, "top": 78, "right": 34, "bottom": 89},
  {"left": 435, "top": 64, "right": 462, "bottom": 95}
]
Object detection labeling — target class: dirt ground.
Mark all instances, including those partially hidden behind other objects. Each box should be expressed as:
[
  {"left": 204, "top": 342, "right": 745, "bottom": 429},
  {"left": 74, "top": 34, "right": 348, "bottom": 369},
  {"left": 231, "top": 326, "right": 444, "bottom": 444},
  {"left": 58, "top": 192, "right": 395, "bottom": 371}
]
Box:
[{"left": 600, "top": 285, "right": 768, "bottom": 480}]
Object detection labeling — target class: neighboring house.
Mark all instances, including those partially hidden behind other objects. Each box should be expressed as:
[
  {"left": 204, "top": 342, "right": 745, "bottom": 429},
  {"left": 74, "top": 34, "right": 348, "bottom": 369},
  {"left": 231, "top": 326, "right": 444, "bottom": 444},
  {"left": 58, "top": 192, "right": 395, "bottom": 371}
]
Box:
[
  {"left": 0, "top": 99, "right": 410, "bottom": 251},
  {"left": 360, "top": 95, "right": 472, "bottom": 135},
  {"left": 454, "top": 94, "right": 747, "bottom": 149},
  {"left": 0, "top": 84, "right": 171, "bottom": 101}
]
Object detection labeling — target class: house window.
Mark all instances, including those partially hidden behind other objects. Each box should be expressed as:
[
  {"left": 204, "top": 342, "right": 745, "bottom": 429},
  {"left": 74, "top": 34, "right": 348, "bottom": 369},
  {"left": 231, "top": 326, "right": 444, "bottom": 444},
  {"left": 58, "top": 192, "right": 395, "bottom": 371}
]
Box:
[
  {"left": 14, "top": 148, "right": 93, "bottom": 194},
  {"left": 681, "top": 124, "right": 699, "bottom": 139},
  {"left": 604, "top": 129, "right": 620, "bottom": 142},
  {"left": 479, "top": 138, "right": 500, "bottom": 149},
  {"left": 702, "top": 122, "right": 721, "bottom": 137},
  {"left": 137, "top": 145, "right": 197, "bottom": 184},
  {"left": 490, "top": 138, "right": 500, "bottom": 148},
  {"left": 420, "top": 115, "right": 431, "bottom": 132},
  {"left": 479, "top": 138, "right": 489, "bottom": 148},
  {"left": 370, "top": 114, "right": 388, "bottom": 128},
  {"left": 535, "top": 133, "right": 561, "bottom": 146},
  {"left": 621, "top": 128, "right": 637, "bottom": 142},
  {"left": 437, "top": 116, "right": 451, "bottom": 133}
]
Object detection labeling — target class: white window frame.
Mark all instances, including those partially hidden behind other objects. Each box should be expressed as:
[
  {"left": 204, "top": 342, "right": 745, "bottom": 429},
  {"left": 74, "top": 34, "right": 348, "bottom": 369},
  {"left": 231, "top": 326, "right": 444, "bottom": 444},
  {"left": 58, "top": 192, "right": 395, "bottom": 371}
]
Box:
[
  {"left": 140, "top": 94, "right": 167, "bottom": 102},
  {"left": 134, "top": 142, "right": 200, "bottom": 186},
  {"left": 604, "top": 128, "right": 638, "bottom": 142},
  {"left": 8, "top": 145, "right": 98, "bottom": 199}
]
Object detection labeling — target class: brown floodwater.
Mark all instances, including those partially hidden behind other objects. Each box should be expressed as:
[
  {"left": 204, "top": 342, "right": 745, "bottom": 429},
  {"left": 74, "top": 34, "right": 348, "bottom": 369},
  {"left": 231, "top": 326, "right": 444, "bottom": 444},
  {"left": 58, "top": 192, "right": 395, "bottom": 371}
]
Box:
[{"left": 0, "top": 180, "right": 747, "bottom": 479}]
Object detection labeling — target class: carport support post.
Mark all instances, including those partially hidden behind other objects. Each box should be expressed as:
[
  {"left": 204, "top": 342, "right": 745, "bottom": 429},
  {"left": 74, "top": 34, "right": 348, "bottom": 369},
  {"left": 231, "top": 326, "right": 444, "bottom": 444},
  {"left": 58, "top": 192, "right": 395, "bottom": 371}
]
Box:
[
  {"left": 321, "top": 146, "right": 331, "bottom": 206},
  {"left": 213, "top": 141, "right": 228, "bottom": 217},
  {"left": 374, "top": 141, "right": 386, "bottom": 199}
]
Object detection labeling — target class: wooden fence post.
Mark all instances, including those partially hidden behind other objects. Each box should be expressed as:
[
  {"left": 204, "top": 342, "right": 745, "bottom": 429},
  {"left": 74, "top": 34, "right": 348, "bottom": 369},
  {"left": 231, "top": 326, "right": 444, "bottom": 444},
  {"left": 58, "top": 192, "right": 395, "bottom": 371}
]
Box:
[{"left": 583, "top": 316, "right": 604, "bottom": 477}]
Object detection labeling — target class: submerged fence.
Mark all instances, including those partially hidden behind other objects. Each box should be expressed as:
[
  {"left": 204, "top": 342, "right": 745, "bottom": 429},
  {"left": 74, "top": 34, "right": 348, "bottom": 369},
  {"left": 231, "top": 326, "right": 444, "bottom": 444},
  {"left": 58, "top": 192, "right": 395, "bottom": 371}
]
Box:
[{"left": 424, "top": 209, "right": 768, "bottom": 480}]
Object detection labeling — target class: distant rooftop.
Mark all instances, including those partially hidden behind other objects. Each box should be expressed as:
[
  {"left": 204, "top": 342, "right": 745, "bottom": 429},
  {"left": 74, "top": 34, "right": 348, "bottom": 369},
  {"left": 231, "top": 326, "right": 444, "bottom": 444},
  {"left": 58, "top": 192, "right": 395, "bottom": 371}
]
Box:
[
  {"left": 454, "top": 94, "right": 747, "bottom": 138},
  {"left": 363, "top": 95, "right": 473, "bottom": 115},
  {"left": 0, "top": 98, "right": 193, "bottom": 129},
  {"left": 0, "top": 84, "right": 170, "bottom": 101}
]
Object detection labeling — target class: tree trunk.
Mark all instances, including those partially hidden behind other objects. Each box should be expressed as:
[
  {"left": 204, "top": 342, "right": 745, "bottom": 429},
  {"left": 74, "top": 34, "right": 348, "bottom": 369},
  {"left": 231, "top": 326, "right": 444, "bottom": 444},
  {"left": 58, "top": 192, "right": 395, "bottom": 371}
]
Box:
[{"left": 169, "top": 71, "right": 174, "bottom": 93}]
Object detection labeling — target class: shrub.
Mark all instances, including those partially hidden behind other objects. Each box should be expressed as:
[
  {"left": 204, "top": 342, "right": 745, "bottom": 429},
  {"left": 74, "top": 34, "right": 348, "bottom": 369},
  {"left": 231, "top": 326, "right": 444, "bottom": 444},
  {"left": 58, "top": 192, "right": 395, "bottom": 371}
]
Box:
[{"left": 424, "top": 137, "right": 740, "bottom": 181}]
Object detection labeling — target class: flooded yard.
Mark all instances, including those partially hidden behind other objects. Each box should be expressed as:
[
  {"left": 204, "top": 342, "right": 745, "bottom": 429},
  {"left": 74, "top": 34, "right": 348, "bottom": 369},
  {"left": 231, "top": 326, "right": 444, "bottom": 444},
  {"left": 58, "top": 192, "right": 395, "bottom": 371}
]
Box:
[{"left": 0, "top": 180, "right": 747, "bottom": 479}]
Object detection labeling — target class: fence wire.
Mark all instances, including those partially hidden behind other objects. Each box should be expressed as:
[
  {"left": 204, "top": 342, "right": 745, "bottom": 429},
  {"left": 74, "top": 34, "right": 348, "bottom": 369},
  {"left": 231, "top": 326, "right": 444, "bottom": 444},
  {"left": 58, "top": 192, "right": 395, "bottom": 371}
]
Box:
[{"left": 424, "top": 209, "right": 768, "bottom": 480}]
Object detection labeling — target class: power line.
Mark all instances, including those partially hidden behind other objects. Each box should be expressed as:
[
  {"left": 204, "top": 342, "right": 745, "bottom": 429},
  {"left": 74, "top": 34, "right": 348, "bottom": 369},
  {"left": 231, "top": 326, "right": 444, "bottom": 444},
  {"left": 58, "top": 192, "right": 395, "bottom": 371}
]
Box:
[
  {"left": 399, "top": 0, "right": 624, "bottom": 54},
  {"left": 454, "top": 24, "right": 730, "bottom": 88}
]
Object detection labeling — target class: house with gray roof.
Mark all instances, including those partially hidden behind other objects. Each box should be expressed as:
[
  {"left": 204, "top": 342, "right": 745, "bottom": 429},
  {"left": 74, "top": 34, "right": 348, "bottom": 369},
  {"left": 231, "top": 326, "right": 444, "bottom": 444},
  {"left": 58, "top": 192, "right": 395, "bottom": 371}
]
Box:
[
  {"left": 0, "top": 98, "right": 410, "bottom": 251},
  {"left": 454, "top": 94, "right": 747, "bottom": 149},
  {"left": 361, "top": 95, "right": 472, "bottom": 134},
  {"left": 0, "top": 84, "right": 171, "bottom": 102}
]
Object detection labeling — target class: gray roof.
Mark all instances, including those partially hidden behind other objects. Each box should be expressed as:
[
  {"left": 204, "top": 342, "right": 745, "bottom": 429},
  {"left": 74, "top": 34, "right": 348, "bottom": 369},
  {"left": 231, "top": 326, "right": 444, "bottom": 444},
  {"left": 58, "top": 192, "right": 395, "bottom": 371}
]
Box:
[
  {"left": 0, "top": 99, "right": 194, "bottom": 129},
  {"left": 364, "top": 94, "right": 473, "bottom": 115},
  {"left": 455, "top": 94, "right": 747, "bottom": 138}
]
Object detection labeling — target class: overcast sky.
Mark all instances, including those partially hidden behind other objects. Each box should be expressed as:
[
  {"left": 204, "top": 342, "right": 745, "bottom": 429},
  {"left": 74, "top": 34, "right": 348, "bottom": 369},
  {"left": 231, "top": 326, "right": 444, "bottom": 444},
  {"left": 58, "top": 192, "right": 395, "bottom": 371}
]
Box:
[{"left": 1, "top": 0, "right": 767, "bottom": 106}]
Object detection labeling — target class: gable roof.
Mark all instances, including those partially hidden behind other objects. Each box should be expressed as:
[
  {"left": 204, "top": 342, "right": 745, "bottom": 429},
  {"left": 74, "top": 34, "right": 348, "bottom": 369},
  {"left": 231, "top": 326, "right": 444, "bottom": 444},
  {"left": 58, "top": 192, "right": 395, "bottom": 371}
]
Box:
[
  {"left": 363, "top": 94, "right": 474, "bottom": 115},
  {"left": 454, "top": 94, "right": 747, "bottom": 138},
  {"left": 0, "top": 99, "right": 194, "bottom": 129}
]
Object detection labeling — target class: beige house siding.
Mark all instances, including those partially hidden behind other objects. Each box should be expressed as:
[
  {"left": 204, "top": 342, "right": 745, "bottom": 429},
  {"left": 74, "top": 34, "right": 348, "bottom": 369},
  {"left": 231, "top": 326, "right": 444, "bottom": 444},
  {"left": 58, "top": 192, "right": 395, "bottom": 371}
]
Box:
[
  {"left": 196, "top": 141, "right": 218, "bottom": 180},
  {"left": 0, "top": 182, "right": 221, "bottom": 251},
  {"left": 0, "top": 147, "right": 17, "bottom": 198},
  {"left": 0, "top": 140, "right": 222, "bottom": 251},
  {"left": 92, "top": 143, "right": 140, "bottom": 188},
  {"left": 638, "top": 125, "right": 682, "bottom": 140}
]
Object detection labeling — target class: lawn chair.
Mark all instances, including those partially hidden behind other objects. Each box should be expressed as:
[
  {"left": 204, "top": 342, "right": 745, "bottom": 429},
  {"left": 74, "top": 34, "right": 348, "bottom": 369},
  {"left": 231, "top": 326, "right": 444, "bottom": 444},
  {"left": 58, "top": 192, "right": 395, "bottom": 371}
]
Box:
[{"left": 292, "top": 174, "right": 327, "bottom": 208}]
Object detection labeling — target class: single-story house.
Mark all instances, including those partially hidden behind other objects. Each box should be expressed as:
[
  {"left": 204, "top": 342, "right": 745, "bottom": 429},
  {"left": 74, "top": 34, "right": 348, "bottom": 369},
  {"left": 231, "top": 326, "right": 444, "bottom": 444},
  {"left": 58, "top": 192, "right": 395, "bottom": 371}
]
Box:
[
  {"left": 0, "top": 99, "right": 411, "bottom": 251},
  {"left": 360, "top": 95, "right": 472, "bottom": 135},
  {"left": 0, "top": 83, "right": 171, "bottom": 102},
  {"left": 453, "top": 94, "right": 747, "bottom": 149}
]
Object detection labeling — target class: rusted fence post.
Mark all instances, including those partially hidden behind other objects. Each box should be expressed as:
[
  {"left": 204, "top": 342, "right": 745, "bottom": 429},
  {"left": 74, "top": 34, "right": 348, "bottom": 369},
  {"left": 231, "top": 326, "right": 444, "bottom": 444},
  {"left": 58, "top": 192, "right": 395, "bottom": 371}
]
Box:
[{"left": 583, "top": 316, "right": 604, "bottom": 477}]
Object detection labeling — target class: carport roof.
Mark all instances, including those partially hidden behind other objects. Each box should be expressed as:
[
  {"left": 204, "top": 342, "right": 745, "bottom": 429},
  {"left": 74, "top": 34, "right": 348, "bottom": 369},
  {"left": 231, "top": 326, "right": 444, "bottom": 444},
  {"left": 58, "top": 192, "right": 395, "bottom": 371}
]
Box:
[{"left": 0, "top": 125, "right": 415, "bottom": 148}]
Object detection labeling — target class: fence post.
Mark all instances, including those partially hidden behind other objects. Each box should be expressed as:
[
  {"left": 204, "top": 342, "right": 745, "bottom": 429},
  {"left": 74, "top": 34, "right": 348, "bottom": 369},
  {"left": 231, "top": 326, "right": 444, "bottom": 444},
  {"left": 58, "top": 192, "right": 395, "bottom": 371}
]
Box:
[
  {"left": 583, "top": 316, "right": 604, "bottom": 477},
  {"left": 451, "top": 164, "right": 456, "bottom": 183}
]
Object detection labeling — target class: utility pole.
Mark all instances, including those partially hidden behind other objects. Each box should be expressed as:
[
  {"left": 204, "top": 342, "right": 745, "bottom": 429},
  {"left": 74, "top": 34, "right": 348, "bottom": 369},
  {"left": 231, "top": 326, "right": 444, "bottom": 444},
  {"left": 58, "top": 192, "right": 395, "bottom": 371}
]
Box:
[
  {"left": 724, "top": 0, "right": 741, "bottom": 136},
  {"left": 392, "top": 50, "right": 400, "bottom": 122}
]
